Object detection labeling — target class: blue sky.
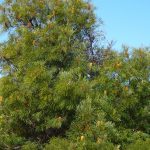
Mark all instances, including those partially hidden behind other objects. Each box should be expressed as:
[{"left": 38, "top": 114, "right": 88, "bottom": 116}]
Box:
[
  {"left": 92, "top": 0, "right": 150, "bottom": 49},
  {"left": 0, "top": 0, "right": 150, "bottom": 50}
]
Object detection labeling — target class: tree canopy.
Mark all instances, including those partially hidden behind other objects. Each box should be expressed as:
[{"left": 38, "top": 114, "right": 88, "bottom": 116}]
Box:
[{"left": 0, "top": 0, "right": 150, "bottom": 149}]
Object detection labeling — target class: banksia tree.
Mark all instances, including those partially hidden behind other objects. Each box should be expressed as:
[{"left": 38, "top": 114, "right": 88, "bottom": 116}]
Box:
[
  {"left": 0, "top": 0, "right": 102, "bottom": 148},
  {"left": 0, "top": 0, "right": 150, "bottom": 149}
]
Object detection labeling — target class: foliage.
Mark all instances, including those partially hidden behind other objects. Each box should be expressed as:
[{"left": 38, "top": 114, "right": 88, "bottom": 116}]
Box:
[
  {"left": 0, "top": 0, "right": 150, "bottom": 149},
  {"left": 126, "top": 139, "right": 150, "bottom": 150},
  {"left": 21, "top": 141, "right": 39, "bottom": 150}
]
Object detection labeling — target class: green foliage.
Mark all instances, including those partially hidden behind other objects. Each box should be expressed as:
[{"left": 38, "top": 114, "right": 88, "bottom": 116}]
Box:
[
  {"left": 44, "top": 137, "right": 116, "bottom": 150},
  {"left": 126, "top": 139, "right": 150, "bottom": 150},
  {"left": 44, "top": 138, "right": 76, "bottom": 150},
  {"left": 0, "top": 0, "right": 150, "bottom": 149},
  {"left": 93, "top": 49, "right": 150, "bottom": 133},
  {"left": 21, "top": 142, "right": 39, "bottom": 150}
]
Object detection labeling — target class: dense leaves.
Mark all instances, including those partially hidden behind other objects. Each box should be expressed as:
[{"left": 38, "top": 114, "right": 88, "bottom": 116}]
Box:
[{"left": 0, "top": 0, "right": 150, "bottom": 149}]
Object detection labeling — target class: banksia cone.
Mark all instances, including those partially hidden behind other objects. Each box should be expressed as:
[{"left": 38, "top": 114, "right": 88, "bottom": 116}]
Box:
[
  {"left": 0, "top": 96, "right": 2, "bottom": 104},
  {"left": 124, "top": 86, "right": 129, "bottom": 91},
  {"left": 27, "top": 22, "right": 32, "bottom": 28},
  {"left": 97, "top": 138, "right": 103, "bottom": 144},
  {"left": 115, "top": 62, "right": 122, "bottom": 68},
  {"left": 80, "top": 135, "right": 85, "bottom": 141}
]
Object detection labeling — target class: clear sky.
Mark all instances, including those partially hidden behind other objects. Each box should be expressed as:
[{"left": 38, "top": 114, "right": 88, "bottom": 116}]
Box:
[
  {"left": 0, "top": 0, "right": 150, "bottom": 50},
  {"left": 92, "top": 0, "right": 150, "bottom": 49}
]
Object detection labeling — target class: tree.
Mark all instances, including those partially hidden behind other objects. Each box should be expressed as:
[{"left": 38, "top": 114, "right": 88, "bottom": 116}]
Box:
[
  {"left": 0, "top": 0, "right": 150, "bottom": 149},
  {"left": 0, "top": 0, "right": 104, "bottom": 148}
]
